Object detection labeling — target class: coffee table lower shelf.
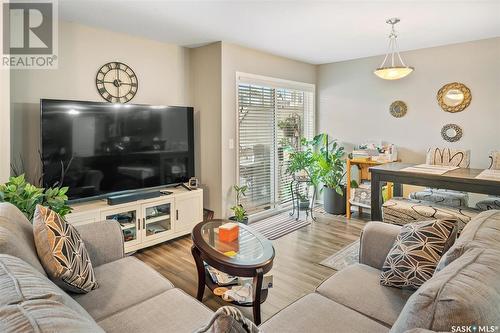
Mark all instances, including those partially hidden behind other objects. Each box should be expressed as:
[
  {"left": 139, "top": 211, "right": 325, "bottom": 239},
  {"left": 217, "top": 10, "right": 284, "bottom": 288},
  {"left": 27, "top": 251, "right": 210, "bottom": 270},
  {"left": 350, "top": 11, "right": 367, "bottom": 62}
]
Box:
[{"left": 204, "top": 269, "right": 269, "bottom": 307}]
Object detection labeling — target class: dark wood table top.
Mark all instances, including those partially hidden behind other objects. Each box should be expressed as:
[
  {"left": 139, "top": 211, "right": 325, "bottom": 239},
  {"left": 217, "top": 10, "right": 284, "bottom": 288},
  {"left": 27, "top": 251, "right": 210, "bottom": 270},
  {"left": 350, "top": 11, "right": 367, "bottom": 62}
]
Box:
[{"left": 370, "top": 162, "right": 498, "bottom": 185}]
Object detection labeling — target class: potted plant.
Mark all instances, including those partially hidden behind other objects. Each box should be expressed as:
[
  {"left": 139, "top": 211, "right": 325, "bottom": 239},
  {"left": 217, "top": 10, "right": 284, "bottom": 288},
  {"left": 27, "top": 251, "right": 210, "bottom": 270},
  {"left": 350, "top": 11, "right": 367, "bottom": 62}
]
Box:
[
  {"left": 297, "top": 193, "right": 310, "bottom": 210},
  {"left": 278, "top": 114, "right": 300, "bottom": 137},
  {"left": 284, "top": 137, "right": 317, "bottom": 182},
  {"left": 0, "top": 174, "right": 71, "bottom": 221},
  {"left": 229, "top": 185, "right": 249, "bottom": 225},
  {"left": 312, "top": 134, "right": 348, "bottom": 215}
]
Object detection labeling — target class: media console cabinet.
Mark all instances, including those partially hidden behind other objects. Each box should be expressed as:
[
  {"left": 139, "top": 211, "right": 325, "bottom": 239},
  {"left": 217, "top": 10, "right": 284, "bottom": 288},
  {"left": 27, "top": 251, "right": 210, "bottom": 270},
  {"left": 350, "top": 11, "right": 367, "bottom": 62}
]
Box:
[{"left": 66, "top": 188, "right": 203, "bottom": 253}]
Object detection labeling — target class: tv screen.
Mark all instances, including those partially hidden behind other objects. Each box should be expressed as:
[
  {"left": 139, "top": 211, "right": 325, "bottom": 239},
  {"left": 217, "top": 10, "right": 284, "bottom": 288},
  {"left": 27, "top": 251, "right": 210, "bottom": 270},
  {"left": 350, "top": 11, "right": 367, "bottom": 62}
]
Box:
[{"left": 41, "top": 99, "right": 194, "bottom": 201}]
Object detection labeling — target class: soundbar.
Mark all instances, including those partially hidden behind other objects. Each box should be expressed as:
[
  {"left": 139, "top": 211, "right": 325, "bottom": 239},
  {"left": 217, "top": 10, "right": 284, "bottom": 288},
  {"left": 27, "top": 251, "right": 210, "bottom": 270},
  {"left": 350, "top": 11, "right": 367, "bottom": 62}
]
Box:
[{"left": 107, "top": 191, "right": 163, "bottom": 205}]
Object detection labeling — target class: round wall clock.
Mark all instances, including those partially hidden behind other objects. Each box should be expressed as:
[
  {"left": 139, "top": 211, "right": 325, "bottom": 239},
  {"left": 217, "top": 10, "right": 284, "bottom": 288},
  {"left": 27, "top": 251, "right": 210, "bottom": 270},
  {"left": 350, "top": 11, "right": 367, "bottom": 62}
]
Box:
[{"left": 96, "top": 62, "right": 138, "bottom": 103}]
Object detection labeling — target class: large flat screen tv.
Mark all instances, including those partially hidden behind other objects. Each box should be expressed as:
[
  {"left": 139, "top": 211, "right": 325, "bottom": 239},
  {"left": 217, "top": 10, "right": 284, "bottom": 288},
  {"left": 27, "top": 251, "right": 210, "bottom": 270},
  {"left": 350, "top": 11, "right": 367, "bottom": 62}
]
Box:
[{"left": 41, "top": 99, "right": 194, "bottom": 201}]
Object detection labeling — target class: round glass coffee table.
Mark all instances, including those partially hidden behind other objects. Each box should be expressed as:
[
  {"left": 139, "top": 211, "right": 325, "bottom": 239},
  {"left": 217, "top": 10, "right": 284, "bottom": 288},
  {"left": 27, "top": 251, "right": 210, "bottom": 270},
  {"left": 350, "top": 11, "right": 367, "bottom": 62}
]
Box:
[{"left": 191, "top": 219, "right": 275, "bottom": 325}]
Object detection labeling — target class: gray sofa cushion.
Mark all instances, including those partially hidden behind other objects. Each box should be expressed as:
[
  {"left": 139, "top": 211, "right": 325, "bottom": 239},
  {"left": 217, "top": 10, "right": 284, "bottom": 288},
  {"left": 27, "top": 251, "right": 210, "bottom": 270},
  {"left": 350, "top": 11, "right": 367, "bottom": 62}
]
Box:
[
  {"left": 74, "top": 220, "right": 124, "bottom": 267},
  {"left": 0, "top": 254, "right": 101, "bottom": 332},
  {"left": 391, "top": 248, "right": 500, "bottom": 333},
  {"left": 0, "top": 254, "right": 93, "bottom": 321},
  {"left": 0, "top": 203, "right": 46, "bottom": 275},
  {"left": 359, "top": 222, "right": 401, "bottom": 271},
  {"left": 437, "top": 209, "right": 500, "bottom": 270},
  {"left": 98, "top": 288, "right": 214, "bottom": 333},
  {"left": 0, "top": 300, "right": 104, "bottom": 333},
  {"left": 260, "top": 293, "right": 389, "bottom": 333},
  {"left": 72, "top": 256, "right": 174, "bottom": 321},
  {"left": 316, "top": 263, "right": 413, "bottom": 327}
]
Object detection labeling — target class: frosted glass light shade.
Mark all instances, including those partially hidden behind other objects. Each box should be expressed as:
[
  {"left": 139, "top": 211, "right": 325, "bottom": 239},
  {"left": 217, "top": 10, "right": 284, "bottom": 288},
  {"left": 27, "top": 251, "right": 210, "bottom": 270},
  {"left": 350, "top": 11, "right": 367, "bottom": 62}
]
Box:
[{"left": 374, "top": 66, "right": 414, "bottom": 80}]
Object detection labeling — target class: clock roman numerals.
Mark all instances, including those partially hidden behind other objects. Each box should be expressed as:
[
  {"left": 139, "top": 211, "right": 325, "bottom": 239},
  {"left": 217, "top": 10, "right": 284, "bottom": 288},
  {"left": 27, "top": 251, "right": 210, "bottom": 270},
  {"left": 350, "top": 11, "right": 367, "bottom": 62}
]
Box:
[{"left": 96, "top": 62, "right": 138, "bottom": 104}]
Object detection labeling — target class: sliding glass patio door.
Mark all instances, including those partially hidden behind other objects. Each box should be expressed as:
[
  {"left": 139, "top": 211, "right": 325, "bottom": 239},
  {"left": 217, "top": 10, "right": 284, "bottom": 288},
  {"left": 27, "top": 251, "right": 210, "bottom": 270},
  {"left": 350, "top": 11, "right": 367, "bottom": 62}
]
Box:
[{"left": 237, "top": 75, "right": 315, "bottom": 216}]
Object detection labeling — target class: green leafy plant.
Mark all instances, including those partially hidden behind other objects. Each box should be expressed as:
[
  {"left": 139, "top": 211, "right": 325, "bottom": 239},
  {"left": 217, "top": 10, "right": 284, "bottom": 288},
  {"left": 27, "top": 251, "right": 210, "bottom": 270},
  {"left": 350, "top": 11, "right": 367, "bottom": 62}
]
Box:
[
  {"left": 285, "top": 137, "right": 319, "bottom": 184},
  {"left": 278, "top": 114, "right": 300, "bottom": 136},
  {"left": 285, "top": 133, "right": 350, "bottom": 196},
  {"left": 313, "top": 133, "right": 346, "bottom": 195},
  {"left": 0, "top": 174, "right": 71, "bottom": 221},
  {"left": 230, "top": 185, "right": 248, "bottom": 223},
  {"left": 230, "top": 204, "right": 247, "bottom": 223},
  {"left": 285, "top": 138, "right": 314, "bottom": 178}
]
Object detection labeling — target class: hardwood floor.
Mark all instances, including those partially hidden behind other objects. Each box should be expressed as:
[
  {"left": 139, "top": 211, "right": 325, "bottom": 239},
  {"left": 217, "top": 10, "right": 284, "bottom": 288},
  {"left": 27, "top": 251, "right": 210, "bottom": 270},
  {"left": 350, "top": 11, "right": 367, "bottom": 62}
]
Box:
[{"left": 135, "top": 211, "right": 368, "bottom": 323}]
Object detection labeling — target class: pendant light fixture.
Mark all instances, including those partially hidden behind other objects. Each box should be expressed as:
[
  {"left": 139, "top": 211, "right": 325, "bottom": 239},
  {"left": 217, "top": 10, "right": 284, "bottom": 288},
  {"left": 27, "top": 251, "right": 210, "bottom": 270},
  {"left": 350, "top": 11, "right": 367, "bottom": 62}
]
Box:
[{"left": 374, "top": 18, "right": 414, "bottom": 80}]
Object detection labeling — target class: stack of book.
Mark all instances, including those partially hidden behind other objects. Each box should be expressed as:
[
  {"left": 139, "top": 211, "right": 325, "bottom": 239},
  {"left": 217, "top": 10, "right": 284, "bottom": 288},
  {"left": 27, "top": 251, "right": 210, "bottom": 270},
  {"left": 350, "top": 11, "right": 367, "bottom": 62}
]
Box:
[
  {"left": 351, "top": 150, "right": 372, "bottom": 159},
  {"left": 349, "top": 182, "right": 371, "bottom": 208}
]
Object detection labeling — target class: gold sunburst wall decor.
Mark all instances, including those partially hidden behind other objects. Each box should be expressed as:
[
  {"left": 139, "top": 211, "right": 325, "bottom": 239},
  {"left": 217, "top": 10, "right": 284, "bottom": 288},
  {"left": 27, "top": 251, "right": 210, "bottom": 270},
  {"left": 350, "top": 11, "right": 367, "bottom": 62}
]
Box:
[
  {"left": 437, "top": 82, "right": 471, "bottom": 113},
  {"left": 389, "top": 100, "right": 407, "bottom": 118}
]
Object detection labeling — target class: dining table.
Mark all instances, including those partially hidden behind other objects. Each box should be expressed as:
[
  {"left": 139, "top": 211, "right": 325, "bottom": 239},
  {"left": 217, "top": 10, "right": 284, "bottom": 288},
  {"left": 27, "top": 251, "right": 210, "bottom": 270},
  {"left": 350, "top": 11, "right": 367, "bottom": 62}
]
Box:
[{"left": 369, "top": 163, "right": 500, "bottom": 221}]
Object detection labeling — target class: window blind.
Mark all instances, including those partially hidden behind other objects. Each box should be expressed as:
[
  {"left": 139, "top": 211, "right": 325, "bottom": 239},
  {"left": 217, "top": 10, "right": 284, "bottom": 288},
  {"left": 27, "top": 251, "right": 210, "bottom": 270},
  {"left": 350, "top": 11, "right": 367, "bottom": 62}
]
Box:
[
  {"left": 238, "top": 84, "right": 276, "bottom": 214},
  {"left": 238, "top": 80, "right": 315, "bottom": 216}
]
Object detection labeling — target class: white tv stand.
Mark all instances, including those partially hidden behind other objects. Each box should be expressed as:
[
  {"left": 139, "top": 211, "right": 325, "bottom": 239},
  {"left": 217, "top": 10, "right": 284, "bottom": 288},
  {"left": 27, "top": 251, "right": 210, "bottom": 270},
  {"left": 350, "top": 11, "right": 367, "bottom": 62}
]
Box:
[{"left": 66, "top": 187, "right": 203, "bottom": 253}]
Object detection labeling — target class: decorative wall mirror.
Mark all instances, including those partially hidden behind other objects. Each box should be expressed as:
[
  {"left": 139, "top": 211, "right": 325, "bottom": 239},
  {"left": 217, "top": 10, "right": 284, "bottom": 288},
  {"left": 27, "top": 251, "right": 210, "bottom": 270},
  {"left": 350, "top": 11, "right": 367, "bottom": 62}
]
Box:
[
  {"left": 389, "top": 100, "right": 407, "bottom": 118},
  {"left": 441, "top": 123, "right": 463, "bottom": 142},
  {"left": 437, "top": 82, "right": 471, "bottom": 113}
]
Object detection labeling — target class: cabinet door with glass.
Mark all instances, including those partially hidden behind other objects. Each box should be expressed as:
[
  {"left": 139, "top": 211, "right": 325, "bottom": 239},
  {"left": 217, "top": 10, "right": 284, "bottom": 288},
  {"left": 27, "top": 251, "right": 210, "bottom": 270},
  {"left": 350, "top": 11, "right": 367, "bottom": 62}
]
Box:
[
  {"left": 141, "top": 199, "right": 174, "bottom": 242},
  {"left": 101, "top": 205, "right": 141, "bottom": 248}
]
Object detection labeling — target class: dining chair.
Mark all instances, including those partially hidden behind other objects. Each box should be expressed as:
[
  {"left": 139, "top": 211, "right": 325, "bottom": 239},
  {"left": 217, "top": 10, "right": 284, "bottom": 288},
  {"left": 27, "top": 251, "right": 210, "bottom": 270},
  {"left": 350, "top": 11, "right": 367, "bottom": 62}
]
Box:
[{"left": 408, "top": 147, "right": 471, "bottom": 207}]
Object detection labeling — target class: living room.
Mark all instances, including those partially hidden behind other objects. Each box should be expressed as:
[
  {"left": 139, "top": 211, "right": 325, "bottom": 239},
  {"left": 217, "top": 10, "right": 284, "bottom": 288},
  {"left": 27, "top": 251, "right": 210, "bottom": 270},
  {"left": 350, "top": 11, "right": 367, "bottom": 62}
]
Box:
[{"left": 0, "top": 1, "right": 499, "bottom": 332}]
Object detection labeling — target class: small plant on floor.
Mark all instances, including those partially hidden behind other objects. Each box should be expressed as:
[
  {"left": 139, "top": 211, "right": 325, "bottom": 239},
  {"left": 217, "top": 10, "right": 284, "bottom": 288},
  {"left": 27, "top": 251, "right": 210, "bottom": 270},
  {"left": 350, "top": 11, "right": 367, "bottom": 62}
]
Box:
[
  {"left": 230, "top": 204, "right": 247, "bottom": 223},
  {"left": 297, "top": 192, "right": 310, "bottom": 210},
  {"left": 230, "top": 185, "right": 248, "bottom": 223},
  {"left": 0, "top": 174, "right": 72, "bottom": 221}
]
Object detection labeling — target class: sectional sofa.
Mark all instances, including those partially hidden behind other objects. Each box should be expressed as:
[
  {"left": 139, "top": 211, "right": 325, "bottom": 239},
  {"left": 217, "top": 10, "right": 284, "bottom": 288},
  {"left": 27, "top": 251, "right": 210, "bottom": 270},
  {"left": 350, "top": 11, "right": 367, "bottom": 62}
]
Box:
[
  {"left": 1, "top": 201, "right": 499, "bottom": 332},
  {"left": 261, "top": 209, "right": 500, "bottom": 332},
  {"left": 0, "top": 202, "right": 213, "bottom": 332}
]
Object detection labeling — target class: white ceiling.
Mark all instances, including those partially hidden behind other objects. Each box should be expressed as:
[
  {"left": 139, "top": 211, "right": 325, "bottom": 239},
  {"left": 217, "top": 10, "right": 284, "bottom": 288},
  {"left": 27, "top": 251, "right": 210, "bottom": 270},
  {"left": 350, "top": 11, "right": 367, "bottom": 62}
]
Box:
[{"left": 59, "top": 0, "right": 500, "bottom": 64}]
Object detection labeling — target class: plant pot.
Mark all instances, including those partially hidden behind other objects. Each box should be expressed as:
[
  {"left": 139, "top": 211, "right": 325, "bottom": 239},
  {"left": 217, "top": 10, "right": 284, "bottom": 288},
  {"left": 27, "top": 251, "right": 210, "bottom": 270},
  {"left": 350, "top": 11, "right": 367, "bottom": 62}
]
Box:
[
  {"left": 323, "top": 185, "right": 346, "bottom": 215},
  {"left": 299, "top": 198, "right": 309, "bottom": 210},
  {"left": 229, "top": 216, "right": 249, "bottom": 225},
  {"left": 282, "top": 127, "right": 295, "bottom": 137}
]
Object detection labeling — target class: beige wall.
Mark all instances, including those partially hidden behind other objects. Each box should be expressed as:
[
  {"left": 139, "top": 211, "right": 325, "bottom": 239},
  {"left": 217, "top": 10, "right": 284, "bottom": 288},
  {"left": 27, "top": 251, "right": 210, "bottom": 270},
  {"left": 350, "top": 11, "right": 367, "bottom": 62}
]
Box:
[
  {"left": 220, "top": 42, "right": 316, "bottom": 217},
  {"left": 10, "top": 20, "right": 191, "bottom": 182},
  {"left": 317, "top": 38, "right": 500, "bottom": 169},
  {"left": 190, "top": 42, "right": 223, "bottom": 216},
  {"left": 9, "top": 18, "right": 496, "bottom": 215},
  {"left": 0, "top": 5, "right": 11, "bottom": 182},
  {"left": 0, "top": 70, "right": 9, "bottom": 182}
]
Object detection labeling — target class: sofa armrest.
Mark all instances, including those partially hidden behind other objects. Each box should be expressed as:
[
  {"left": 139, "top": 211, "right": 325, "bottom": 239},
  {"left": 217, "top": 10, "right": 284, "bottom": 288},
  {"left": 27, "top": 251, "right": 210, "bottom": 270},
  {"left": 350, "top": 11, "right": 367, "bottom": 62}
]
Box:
[
  {"left": 359, "top": 222, "right": 401, "bottom": 270},
  {"left": 74, "top": 220, "right": 124, "bottom": 267}
]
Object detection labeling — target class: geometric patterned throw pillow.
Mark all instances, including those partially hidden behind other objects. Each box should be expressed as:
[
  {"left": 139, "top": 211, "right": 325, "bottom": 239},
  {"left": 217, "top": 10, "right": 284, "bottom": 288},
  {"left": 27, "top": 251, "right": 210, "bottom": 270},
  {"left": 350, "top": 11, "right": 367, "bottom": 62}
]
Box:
[
  {"left": 33, "top": 205, "right": 98, "bottom": 293},
  {"left": 380, "top": 219, "right": 457, "bottom": 289}
]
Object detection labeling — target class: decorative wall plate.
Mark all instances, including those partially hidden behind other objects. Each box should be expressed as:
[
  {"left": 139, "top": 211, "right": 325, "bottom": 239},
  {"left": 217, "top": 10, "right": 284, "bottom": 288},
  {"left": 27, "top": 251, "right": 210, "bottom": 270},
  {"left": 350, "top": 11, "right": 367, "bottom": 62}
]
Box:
[
  {"left": 437, "top": 82, "right": 471, "bottom": 113},
  {"left": 389, "top": 100, "right": 407, "bottom": 118},
  {"left": 96, "top": 62, "right": 138, "bottom": 103},
  {"left": 441, "top": 123, "right": 463, "bottom": 142}
]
